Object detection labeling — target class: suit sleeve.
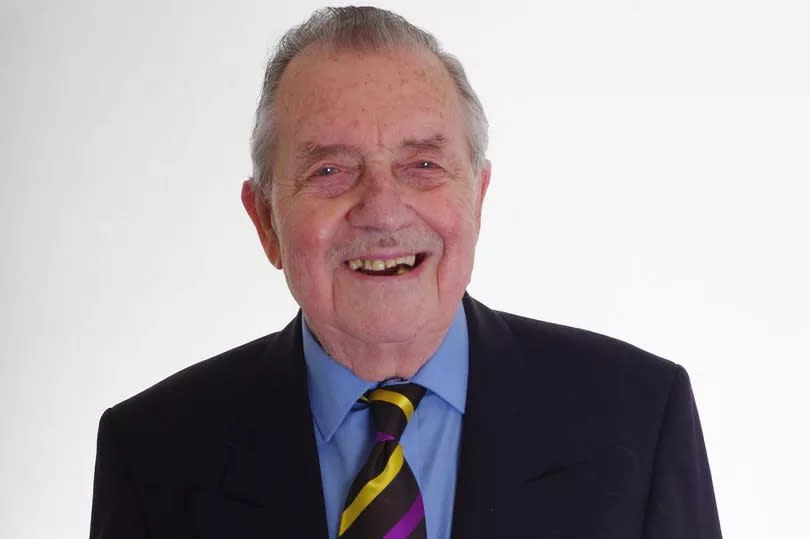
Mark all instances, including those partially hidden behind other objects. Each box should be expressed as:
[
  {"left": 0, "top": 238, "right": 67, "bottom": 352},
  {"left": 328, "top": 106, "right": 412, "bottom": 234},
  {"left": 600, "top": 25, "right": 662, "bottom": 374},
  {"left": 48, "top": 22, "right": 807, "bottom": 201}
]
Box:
[
  {"left": 90, "top": 408, "right": 151, "bottom": 538},
  {"left": 642, "top": 365, "right": 722, "bottom": 538}
]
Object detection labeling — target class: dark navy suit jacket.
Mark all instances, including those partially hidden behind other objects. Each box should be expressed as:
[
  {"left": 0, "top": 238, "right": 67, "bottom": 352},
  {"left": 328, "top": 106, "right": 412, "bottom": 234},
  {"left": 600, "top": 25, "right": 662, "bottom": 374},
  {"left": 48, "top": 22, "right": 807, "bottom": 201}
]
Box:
[{"left": 90, "top": 295, "right": 722, "bottom": 538}]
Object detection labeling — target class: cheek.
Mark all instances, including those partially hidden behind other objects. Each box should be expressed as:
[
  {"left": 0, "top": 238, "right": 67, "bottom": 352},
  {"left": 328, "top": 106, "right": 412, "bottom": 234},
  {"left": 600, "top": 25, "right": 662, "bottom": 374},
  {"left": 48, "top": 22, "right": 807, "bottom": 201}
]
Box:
[
  {"left": 417, "top": 190, "right": 480, "bottom": 292},
  {"left": 278, "top": 222, "right": 334, "bottom": 313},
  {"left": 283, "top": 229, "right": 319, "bottom": 267},
  {"left": 278, "top": 201, "right": 347, "bottom": 283},
  {"left": 430, "top": 192, "right": 479, "bottom": 252}
]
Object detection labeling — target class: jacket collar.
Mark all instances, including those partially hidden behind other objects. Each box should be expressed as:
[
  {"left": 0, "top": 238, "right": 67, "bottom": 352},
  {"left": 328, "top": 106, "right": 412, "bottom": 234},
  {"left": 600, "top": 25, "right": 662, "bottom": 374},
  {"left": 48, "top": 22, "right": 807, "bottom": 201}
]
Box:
[
  {"left": 204, "top": 313, "right": 329, "bottom": 539},
  {"left": 450, "top": 293, "right": 536, "bottom": 537}
]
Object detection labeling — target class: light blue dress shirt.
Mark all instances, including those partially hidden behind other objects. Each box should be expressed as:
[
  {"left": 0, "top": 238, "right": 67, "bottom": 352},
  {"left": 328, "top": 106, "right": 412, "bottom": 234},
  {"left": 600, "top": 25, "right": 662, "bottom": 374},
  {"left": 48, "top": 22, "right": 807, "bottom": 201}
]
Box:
[{"left": 302, "top": 303, "right": 468, "bottom": 539}]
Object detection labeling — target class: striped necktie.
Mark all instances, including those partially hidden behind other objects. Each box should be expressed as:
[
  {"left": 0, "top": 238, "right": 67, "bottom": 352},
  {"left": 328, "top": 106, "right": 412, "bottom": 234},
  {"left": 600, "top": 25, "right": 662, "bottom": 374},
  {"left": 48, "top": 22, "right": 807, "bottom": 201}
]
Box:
[{"left": 339, "top": 383, "right": 427, "bottom": 539}]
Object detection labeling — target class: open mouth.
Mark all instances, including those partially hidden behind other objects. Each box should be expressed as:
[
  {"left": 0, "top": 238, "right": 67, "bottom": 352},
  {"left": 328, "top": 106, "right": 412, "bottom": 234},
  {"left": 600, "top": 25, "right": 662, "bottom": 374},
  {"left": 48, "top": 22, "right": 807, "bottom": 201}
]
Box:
[{"left": 345, "top": 253, "right": 427, "bottom": 276}]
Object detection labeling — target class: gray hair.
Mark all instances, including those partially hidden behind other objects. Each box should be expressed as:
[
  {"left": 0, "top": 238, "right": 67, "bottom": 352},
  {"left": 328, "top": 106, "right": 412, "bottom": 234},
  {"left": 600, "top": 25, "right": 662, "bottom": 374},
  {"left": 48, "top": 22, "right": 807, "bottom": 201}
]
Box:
[{"left": 250, "top": 6, "right": 488, "bottom": 194}]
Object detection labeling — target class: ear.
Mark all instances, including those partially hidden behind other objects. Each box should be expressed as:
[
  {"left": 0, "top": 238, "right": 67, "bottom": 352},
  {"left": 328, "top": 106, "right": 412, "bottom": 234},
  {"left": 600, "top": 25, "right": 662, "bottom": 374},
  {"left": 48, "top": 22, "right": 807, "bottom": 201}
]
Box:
[{"left": 241, "top": 179, "right": 283, "bottom": 269}]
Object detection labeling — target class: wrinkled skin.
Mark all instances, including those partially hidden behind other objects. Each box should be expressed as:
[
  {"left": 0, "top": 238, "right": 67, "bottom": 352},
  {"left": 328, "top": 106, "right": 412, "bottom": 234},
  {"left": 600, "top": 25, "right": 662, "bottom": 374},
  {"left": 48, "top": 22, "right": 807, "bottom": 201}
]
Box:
[{"left": 243, "top": 44, "right": 490, "bottom": 380}]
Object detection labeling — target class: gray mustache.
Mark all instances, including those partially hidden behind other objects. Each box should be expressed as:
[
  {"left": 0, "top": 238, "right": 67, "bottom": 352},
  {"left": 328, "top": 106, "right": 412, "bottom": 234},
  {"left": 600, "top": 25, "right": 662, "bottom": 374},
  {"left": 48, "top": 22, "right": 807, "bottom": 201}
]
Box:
[{"left": 329, "top": 233, "right": 443, "bottom": 260}]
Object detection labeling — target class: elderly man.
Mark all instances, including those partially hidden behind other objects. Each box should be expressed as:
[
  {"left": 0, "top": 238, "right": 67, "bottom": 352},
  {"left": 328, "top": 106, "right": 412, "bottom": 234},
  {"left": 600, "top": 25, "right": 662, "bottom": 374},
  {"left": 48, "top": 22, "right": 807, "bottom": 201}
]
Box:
[{"left": 90, "top": 6, "right": 721, "bottom": 539}]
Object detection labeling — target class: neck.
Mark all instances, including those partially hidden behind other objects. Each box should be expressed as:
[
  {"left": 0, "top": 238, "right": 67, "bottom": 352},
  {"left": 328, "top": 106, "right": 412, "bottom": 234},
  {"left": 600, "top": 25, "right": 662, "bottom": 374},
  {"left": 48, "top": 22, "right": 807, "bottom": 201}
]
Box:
[{"left": 305, "top": 320, "right": 449, "bottom": 381}]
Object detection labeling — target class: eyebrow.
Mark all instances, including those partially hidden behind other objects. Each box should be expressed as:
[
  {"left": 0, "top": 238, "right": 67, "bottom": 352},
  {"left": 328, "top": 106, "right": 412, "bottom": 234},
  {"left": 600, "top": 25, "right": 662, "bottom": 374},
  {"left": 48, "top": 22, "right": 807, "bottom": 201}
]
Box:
[
  {"left": 295, "top": 142, "right": 363, "bottom": 165},
  {"left": 400, "top": 133, "right": 448, "bottom": 152},
  {"left": 293, "top": 133, "right": 449, "bottom": 168}
]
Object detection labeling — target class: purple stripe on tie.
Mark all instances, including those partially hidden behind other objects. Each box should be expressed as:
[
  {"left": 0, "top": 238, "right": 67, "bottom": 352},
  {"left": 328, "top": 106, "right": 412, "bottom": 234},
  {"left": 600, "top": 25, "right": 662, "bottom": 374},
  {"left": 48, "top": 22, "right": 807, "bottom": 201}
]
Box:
[
  {"left": 375, "top": 432, "right": 395, "bottom": 443},
  {"left": 383, "top": 494, "right": 424, "bottom": 539}
]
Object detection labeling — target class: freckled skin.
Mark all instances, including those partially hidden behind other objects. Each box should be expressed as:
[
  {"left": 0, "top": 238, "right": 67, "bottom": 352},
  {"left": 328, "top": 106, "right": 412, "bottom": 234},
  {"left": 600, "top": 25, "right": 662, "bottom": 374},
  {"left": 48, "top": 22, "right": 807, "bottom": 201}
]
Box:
[{"left": 242, "top": 44, "right": 490, "bottom": 380}]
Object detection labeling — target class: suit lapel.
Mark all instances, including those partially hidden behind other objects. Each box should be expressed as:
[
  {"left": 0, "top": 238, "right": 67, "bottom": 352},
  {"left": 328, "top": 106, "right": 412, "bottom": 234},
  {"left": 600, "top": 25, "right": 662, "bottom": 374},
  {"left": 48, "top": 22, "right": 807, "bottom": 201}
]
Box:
[
  {"left": 451, "top": 295, "right": 531, "bottom": 537},
  {"left": 203, "top": 313, "right": 328, "bottom": 539},
  {"left": 452, "top": 295, "right": 575, "bottom": 538}
]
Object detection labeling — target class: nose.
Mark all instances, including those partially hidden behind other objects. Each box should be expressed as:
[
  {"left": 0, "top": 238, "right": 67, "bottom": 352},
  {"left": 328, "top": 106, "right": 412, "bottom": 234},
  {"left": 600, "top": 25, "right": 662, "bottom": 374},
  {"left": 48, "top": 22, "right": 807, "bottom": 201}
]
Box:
[{"left": 346, "top": 168, "right": 414, "bottom": 232}]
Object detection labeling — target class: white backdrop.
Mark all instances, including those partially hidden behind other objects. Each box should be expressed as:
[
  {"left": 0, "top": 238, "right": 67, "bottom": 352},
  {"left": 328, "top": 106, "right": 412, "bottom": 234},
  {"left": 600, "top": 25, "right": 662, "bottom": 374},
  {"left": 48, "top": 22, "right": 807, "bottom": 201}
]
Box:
[{"left": 2, "top": 0, "right": 808, "bottom": 537}]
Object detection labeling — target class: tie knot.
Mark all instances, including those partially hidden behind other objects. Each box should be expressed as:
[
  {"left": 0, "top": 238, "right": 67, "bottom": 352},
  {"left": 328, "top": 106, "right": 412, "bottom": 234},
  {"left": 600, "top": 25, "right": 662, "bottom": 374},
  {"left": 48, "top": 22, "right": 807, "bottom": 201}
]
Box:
[{"left": 362, "top": 383, "right": 426, "bottom": 441}]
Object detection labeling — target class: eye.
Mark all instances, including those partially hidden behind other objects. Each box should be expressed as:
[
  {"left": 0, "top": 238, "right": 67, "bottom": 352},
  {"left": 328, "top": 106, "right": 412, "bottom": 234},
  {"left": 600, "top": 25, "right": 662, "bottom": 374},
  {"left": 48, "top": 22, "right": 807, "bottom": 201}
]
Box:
[
  {"left": 315, "top": 166, "right": 339, "bottom": 177},
  {"left": 414, "top": 160, "right": 439, "bottom": 169}
]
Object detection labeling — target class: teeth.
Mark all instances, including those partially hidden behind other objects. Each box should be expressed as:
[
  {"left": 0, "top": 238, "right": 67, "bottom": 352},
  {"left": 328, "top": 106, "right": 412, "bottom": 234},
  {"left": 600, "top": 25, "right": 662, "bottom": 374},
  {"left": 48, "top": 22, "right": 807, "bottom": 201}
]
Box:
[{"left": 346, "top": 254, "right": 420, "bottom": 272}]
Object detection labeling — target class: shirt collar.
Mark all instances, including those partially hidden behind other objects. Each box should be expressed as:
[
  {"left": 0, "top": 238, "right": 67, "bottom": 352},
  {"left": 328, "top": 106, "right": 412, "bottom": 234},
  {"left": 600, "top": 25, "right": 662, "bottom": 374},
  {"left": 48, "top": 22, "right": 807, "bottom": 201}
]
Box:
[{"left": 302, "top": 302, "right": 469, "bottom": 444}]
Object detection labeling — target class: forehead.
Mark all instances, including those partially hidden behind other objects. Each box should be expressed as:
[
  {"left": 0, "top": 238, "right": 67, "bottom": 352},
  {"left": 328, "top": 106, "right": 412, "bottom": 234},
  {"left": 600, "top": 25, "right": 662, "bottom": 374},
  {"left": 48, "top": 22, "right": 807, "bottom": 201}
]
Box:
[{"left": 274, "top": 44, "right": 465, "bottom": 151}]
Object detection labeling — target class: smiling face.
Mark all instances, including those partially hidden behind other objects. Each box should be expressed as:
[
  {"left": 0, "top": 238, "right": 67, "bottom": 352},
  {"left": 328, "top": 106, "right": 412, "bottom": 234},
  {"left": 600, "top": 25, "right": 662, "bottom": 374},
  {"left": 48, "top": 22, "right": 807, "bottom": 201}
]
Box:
[{"left": 244, "top": 44, "right": 489, "bottom": 351}]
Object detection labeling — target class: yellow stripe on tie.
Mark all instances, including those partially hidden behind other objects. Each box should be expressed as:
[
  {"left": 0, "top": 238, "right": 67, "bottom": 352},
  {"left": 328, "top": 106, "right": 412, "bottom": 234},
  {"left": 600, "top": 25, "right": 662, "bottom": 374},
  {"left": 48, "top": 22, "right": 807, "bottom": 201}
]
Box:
[
  {"left": 339, "top": 444, "right": 405, "bottom": 536},
  {"left": 368, "top": 389, "right": 415, "bottom": 421}
]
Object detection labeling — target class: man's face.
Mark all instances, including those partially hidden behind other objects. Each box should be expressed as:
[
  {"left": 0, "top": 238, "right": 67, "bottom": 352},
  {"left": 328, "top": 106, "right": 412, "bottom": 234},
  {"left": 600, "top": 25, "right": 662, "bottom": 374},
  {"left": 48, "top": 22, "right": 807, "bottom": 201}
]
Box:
[{"left": 244, "top": 44, "right": 489, "bottom": 346}]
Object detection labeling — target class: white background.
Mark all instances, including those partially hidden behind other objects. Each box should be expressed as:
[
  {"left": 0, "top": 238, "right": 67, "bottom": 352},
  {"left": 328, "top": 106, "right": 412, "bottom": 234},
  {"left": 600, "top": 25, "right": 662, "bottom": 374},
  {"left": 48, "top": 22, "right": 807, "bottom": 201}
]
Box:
[{"left": 2, "top": 0, "right": 809, "bottom": 537}]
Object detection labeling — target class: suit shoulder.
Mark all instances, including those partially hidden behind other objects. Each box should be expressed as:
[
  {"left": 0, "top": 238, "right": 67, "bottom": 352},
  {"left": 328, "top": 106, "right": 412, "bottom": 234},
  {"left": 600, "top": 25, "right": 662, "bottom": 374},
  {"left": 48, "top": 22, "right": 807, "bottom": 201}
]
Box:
[
  {"left": 496, "top": 309, "right": 680, "bottom": 382},
  {"left": 107, "top": 331, "right": 279, "bottom": 425},
  {"left": 489, "top": 309, "right": 690, "bottom": 447}
]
